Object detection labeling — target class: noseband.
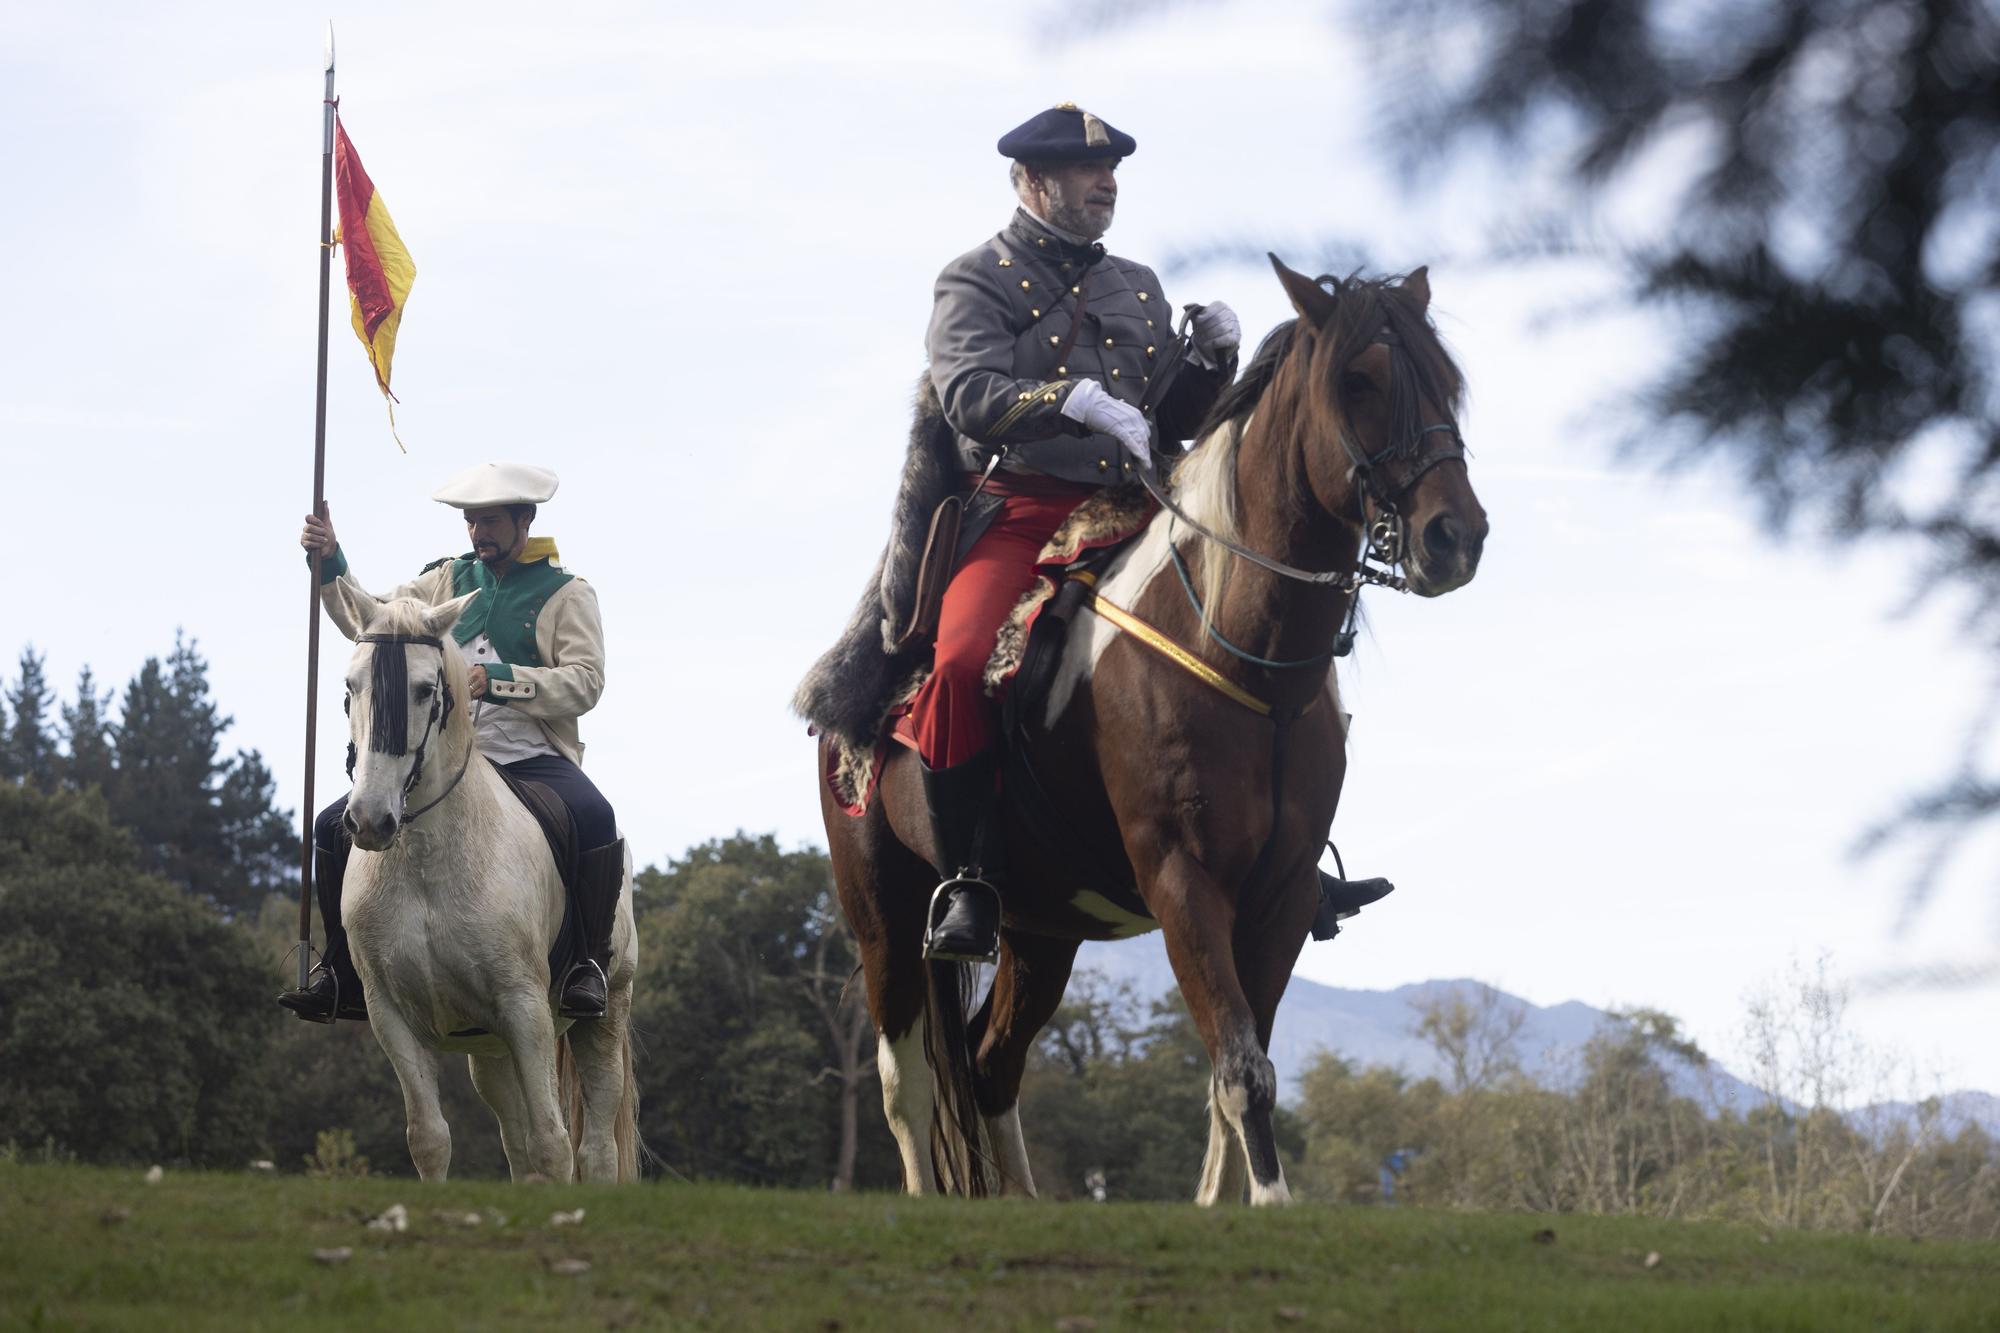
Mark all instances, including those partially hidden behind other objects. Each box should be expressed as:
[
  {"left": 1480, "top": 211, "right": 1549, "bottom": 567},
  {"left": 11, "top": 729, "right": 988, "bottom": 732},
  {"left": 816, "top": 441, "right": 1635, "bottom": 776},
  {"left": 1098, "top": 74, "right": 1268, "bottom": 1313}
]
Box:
[
  {"left": 1340, "top": 322, "right": 1468, "bottom": 575},
  {"left": 345, "top": 632, "right": 470, "bottom": 821}
]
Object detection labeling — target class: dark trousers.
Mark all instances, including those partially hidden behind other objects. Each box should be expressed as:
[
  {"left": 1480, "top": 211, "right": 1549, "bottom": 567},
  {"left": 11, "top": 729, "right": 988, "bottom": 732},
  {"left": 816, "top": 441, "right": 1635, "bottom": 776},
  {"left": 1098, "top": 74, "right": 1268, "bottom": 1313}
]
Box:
[{"left": 314, "top": 753, "right": 616, "bottom": 977}]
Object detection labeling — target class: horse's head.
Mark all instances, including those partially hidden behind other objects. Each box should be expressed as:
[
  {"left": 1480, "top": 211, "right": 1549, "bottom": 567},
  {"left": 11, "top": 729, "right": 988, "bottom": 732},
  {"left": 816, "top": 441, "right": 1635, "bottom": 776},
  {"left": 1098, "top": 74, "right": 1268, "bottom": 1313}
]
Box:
[
  {"left": 342, "top": 593, "right": 477, "bottom": 851},
  {"left": 1269, "top": 255, "right": 1487, "bottom": 596}
]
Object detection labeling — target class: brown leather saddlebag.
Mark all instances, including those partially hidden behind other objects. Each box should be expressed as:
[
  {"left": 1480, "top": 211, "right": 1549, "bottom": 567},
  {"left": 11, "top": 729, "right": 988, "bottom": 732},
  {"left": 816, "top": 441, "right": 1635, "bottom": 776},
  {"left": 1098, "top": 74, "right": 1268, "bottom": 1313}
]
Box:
[{"left": 890, "top": 493, "right": 965, "bottom": 655}]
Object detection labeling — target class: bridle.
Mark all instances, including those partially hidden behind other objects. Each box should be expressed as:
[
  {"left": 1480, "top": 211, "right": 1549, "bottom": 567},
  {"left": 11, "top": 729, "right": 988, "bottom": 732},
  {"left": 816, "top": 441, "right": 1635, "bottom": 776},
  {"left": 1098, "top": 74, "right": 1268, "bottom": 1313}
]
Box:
[
  {"left": 1140, "top": 307, "right": 1467, "bottom": 665},
  {"left": 345, "top": 632, "right": 472, "bottom": 823}
]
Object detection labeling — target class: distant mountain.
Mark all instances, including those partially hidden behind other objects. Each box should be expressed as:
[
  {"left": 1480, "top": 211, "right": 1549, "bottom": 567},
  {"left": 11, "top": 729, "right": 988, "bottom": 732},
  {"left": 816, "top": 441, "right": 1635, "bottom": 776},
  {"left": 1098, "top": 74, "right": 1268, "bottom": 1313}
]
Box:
[
  {"left": 1071, "top": 936, "right": 1997, "bottom": 1136},
  {"left": 1857, "top": 1091, "right": 2000, "bottom": 1141}
]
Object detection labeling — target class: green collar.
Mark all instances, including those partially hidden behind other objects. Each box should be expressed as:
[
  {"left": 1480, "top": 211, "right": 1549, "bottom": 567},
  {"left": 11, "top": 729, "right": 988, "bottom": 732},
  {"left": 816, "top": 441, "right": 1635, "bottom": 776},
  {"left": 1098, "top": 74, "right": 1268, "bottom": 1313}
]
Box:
[{"left": 448, "top": 552, "right": 573, "bottom": 664}]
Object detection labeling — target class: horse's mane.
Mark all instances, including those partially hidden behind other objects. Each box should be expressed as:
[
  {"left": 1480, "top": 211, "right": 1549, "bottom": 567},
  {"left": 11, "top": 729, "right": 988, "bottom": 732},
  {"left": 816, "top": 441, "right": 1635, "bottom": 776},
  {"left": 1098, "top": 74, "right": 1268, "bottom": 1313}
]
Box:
[
  {"left": 1197, "top": 319, "right": 1302, "bottom": 444},
  {"left": 1171, "top": 272, "right": 1464, "bottom": 625},
  {"left": 360, "top": 599, "right": 475, "bottom": 755}
]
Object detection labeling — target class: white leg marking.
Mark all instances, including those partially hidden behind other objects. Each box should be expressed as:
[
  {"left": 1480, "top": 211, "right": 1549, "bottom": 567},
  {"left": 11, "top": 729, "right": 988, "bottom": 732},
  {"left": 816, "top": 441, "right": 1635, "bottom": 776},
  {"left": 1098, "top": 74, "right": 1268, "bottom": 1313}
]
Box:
[
  {"left": 878, "top": 1029, "right": 935, "bottom": 1196},
  {"left": 1208, "top": 1070, "right": 1294, "bottom": 1207},
  {"left": 1196, "top": 1079, "right": 1250, "bottom": 1207},
  {"left": 985, "top": 1104, "right": 1037, "bottom": 1199}
]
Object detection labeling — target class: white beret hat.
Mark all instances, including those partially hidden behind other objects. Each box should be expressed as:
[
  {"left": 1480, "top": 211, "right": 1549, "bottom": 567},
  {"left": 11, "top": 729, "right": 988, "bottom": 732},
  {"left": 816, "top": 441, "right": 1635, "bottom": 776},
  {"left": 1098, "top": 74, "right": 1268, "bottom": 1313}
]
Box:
[{"left": 431, "top": 462, "right": 560, "bottom": 509}]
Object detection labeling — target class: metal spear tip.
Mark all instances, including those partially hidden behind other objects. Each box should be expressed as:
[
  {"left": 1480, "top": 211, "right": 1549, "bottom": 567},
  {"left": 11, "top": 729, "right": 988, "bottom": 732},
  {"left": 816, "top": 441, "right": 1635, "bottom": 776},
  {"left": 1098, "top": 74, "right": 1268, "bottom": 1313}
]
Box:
[{"left": 323, "top": 21, "right": 335, "bottom": 72}]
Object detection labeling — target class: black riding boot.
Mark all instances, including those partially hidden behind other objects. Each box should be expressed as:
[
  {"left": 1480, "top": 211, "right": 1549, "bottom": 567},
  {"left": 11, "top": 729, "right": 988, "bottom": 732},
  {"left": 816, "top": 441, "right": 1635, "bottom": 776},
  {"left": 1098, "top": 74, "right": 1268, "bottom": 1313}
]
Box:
[
  {"left": 276, "top": 833, "right": 368, "bottom": 1023},
  {"left": 558, "top": 839, "right": 624, "bottom": 1019},
  {"left": 921, "top": 752, "right": 1003, "bottom": 964}
]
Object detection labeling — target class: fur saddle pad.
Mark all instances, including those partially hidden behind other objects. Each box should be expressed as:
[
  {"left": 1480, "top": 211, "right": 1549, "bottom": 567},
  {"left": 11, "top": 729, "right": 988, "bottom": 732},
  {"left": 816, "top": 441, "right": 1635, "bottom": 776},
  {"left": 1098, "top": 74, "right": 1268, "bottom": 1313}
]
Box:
[{"left": 825, "top": 483, "right": 1155, "bottom": 814}]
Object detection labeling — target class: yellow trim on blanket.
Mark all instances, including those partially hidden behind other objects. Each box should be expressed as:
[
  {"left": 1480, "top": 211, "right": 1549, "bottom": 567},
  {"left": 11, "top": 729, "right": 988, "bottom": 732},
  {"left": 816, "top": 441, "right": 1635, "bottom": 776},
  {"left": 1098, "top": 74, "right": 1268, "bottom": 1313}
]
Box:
[{"left": 1083, "top": 579, "right": 1293, "bottom": 719}]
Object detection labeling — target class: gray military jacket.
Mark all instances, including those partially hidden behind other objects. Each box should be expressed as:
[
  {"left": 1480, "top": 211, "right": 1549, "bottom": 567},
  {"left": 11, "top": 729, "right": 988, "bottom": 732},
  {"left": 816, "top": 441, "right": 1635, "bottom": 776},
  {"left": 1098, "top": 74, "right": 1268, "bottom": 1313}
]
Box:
[{"left": 925, "top": 209, "right": 1233, "bottom": 485}]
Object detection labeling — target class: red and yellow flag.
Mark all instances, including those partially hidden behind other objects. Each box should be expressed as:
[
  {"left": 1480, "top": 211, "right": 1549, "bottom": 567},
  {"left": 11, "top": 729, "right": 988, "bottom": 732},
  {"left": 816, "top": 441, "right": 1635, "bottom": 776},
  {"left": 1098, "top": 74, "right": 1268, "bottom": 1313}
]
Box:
[{"left": 334, "top": 118, "right": 415, "bottom": 443}]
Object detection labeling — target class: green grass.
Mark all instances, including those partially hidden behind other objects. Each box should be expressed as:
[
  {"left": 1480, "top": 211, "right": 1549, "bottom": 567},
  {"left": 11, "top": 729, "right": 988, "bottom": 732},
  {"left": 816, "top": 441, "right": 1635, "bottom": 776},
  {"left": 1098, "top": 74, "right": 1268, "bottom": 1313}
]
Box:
[{"left": 1, "top": 1163, "right": 1996, "bottom": 1331}]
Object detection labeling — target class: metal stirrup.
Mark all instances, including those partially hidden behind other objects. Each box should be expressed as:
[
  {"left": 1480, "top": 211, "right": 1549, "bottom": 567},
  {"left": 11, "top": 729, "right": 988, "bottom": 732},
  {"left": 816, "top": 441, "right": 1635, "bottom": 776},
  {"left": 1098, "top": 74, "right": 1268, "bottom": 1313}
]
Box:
[{"left": 923, "top": 874, "right": 1001, "bottom": 963}]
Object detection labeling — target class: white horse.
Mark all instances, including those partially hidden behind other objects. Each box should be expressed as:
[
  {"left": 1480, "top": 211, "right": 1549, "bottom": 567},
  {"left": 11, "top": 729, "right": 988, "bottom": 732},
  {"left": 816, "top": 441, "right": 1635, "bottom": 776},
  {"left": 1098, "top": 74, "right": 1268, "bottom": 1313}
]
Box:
[{"left": 338, "top": 593, "right": 640, "bottom": 1182}]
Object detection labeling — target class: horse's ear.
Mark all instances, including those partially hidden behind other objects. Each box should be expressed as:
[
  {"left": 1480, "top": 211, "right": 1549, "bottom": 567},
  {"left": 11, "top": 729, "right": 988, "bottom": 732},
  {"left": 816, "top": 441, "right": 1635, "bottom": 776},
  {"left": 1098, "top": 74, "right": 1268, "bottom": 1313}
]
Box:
[
  {"left": 421, "top": 591, "right": 479, "bottom": 637},
  {"left": 1269, "top": 253, "right": 1336, "bottom": 326},
  {"left": 1402, "top": 266, "right": 1431, "bottom": 313},
  {"left": 328, "top": 581, "right": 386, "bottom": 636}
]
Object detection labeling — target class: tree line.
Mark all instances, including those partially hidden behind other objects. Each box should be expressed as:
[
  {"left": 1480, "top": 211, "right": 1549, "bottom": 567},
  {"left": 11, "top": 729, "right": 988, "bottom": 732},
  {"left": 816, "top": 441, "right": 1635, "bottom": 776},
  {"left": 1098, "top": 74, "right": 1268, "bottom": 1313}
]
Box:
[
  {"left": 1, "top": 643, "right": 1994, "bottom": 1238},
  {"left": 1297, "top": 981, "right": 1999, "bottom": 1240}
]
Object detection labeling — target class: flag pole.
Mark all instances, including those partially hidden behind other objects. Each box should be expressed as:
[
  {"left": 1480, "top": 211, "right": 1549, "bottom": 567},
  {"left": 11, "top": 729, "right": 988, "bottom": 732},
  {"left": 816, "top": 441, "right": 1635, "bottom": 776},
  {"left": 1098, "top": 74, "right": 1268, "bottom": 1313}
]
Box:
[{"left": 297, "top": 21, "right": 336, "bottom": 992}]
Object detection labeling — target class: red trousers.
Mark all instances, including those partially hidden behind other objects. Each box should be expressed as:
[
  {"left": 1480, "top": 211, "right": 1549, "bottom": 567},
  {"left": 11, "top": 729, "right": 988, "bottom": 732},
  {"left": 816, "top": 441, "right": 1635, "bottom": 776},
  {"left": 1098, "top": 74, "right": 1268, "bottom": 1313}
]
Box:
[{"left": 908, "top": 474, "right": 1096, "bottom": 768}]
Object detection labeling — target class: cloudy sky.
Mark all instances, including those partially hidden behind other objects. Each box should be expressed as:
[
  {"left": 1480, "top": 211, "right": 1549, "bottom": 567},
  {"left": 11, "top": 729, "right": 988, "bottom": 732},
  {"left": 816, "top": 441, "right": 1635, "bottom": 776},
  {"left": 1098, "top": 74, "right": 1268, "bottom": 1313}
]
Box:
[{"left": 3, "top": 0, "right": 1993, "bottom": 1096}]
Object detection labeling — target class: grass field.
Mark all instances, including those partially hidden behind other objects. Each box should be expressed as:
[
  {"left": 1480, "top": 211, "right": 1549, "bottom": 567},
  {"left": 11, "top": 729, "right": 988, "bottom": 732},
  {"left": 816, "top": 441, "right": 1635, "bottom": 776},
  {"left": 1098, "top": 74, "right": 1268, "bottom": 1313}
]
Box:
[{"left": 2, "top": 1162, "right": 1996, "bottom": 1331}]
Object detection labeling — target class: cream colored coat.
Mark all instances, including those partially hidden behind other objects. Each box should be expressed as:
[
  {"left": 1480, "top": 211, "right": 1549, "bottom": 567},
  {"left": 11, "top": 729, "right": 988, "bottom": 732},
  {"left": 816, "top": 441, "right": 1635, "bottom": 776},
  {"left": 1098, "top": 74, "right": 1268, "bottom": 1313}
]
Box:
[{"left": 319, "top": 548, "right": 604, "bottom": 764}]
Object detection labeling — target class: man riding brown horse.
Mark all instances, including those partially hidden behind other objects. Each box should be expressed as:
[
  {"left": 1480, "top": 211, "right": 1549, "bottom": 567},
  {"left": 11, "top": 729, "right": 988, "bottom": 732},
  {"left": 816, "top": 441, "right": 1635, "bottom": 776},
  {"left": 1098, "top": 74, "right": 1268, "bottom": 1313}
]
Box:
[{"left": 903, "top": 103, "right": 1242, "bottom": 963}]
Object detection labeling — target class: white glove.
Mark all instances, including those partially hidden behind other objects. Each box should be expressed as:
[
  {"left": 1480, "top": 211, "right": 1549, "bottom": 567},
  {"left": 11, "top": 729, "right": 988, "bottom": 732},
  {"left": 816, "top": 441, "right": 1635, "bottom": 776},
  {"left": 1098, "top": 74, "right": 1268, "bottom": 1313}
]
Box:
[
  {"left": 1190, "top": 300, "right": 1241, "bottom": 368},
  {"left": 1061, "top": 379, "right": 1153, "bottom": 469}
]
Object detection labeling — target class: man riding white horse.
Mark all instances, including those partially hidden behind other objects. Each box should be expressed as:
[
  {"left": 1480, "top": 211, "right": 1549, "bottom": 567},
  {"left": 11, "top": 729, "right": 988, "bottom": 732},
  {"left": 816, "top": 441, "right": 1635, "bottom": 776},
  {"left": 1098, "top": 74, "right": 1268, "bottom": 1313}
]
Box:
[
  {"left": 279, "top": 462, "right": 623, "bottom": 1023},
  {"left": 911, "top": 103, "right": 1242, "bottom": 962}
]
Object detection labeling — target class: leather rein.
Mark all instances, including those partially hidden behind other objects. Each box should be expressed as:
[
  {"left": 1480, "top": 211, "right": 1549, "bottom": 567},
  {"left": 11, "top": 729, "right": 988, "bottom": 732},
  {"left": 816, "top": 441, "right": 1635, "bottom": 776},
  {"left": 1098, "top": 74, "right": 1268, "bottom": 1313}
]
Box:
[{"left": 348, "top": 632, "right": 474, "bottom": 824}]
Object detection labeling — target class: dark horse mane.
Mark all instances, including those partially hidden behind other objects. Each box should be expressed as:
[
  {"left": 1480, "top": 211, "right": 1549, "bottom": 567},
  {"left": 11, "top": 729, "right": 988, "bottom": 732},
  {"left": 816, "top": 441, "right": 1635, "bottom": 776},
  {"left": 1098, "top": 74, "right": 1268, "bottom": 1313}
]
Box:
[{"left": 1190, "top": 271, "right": 1465, "bottom": 464}]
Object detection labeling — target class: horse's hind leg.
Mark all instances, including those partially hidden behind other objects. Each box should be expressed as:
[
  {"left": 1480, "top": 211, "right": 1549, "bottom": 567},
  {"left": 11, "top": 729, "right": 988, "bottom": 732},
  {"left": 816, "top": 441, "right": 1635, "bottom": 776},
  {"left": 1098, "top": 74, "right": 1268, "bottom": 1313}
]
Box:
[
  {"left": 1151, "top": 850, "right": 1294, "bottom": 1206},
  {"left": 826, "top": 772, "right": 937, "bottom": 1194},
  {"left": 876, "top": 1024, "right": 936, "bottom": 1194},
  {"left": 369, "top": 1003, "right": 452, "bottom": 1181},
  {"left": 566, "top": 989, "right": 634, "bottom": 1182},
  {"left": 969, "top": 929, "right": 1080, "bottom": 1199}
]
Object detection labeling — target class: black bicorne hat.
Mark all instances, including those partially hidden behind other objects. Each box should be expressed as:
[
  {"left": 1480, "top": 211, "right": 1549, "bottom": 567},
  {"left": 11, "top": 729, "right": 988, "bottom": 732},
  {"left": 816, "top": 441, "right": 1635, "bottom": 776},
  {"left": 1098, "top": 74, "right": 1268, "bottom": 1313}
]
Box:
[{"left": 997, "top": 102, "right": 1136, "bottom": 161}]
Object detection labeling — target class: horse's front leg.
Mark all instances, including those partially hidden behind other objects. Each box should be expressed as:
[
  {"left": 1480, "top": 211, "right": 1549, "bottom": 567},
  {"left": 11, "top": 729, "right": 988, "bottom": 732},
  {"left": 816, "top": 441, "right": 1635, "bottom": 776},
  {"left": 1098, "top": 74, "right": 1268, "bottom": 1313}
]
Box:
[
  {"left": 368, "top": 1001, "right": 452, "bottom": 1181},
  {"left": 492, "top": 993, "right": 575, "bottom": 1182},
  {"left": 1149, "top": 848, "right": 1292, "bottom": 1206},
  {"left": 969, "top": 929, "right": 1080, "bottom": 1199}
]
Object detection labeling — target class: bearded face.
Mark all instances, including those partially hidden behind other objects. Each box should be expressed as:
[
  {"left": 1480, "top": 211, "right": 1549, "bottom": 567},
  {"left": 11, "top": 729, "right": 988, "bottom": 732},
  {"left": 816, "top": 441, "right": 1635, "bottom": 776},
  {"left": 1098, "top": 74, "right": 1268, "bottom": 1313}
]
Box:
[{"left": 1032, "top": 159, "right": 1119, "bottom": 240}]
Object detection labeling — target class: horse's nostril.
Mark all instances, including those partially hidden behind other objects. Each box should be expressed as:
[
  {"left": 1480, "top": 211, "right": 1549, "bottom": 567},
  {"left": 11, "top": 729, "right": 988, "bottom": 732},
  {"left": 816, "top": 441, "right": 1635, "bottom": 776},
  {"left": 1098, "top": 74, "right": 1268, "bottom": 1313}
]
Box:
[{"left": 1424, "top": 514, "right": 1462, "bottom": 561}]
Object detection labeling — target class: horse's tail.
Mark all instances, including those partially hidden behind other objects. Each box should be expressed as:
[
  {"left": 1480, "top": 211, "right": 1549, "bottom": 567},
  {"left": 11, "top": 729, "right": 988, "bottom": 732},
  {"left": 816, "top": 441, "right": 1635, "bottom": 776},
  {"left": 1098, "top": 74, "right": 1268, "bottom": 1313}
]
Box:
[
  {"left": 612, "top": 1027, "right": 640, "bottom": 1182},
  {"left": 557, "top": 1032, "right": 583, "bottom": 1163},
  {"left": 921, "top": 958, "right": 992, "bottom": 1197},
  {"left": 555, "top": 1025, "right": 644, "bottom": 1184}
]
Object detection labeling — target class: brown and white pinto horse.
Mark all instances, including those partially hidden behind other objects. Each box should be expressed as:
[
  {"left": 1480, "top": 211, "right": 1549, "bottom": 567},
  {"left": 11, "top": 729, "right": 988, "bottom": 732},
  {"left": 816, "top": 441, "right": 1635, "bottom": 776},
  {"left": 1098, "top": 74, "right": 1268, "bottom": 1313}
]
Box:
[{"left": 819, "top": 257, "right": 1488, "bottom": 1204}]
